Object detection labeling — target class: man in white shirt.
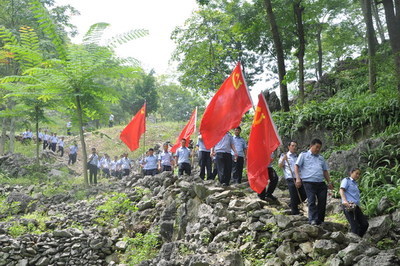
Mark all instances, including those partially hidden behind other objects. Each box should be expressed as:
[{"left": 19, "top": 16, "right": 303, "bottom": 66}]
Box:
[{"left": 174, "top": 138, "right": 192, "bottom": 176}]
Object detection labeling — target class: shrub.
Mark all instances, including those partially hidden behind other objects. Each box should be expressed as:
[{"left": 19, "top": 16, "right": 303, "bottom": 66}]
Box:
[
  {"left": 122, "top": 232, "right": 160, "bottom": 265},
  {"left": 95, "top": 193, "right": 138, "bottom": 226}
]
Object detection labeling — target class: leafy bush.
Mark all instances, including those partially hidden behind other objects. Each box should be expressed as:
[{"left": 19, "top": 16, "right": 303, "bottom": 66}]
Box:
[
  {"left": 122, "top": 232, "right": 160, "bottom": 265},
  {"left": 7, "top": 211, "right": 50, "bottom": 237},
  {"left": 273, "top": 87, "right": 400, "bottom": 145},
  {"left": 95, "top": 193, "right": 138, "bottom": 226},
  {"left": 358, "top": 140, "right": 400, "bottom": 216}
]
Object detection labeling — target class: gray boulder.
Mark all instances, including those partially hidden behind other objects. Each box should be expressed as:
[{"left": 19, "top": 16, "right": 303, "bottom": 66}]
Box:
[
  {"left": 355, "top": 252, "right": 400, "bottom": 266},
  {"left": 6, "top": 192, "right": 36, "bottom": 214},
  {"left": 313, "top": 239, "right": 340, "bottom": 257},
  {"left": 366, "top": 215, "right": 392, "bottom": 241}
]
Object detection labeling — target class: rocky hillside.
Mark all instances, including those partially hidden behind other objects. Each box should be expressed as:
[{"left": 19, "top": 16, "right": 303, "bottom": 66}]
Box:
[{"left": 1, "top": 159, "right": 399, "bottom": 265}]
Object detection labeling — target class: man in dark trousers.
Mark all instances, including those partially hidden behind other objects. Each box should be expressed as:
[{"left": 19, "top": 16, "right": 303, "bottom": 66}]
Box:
[
  {"left": 231, "top": 127, "right": 247, "bottom": 184},
  {"left": 87, "top": 147, "right": 99, "bottom": 185},
  {"left": 211, "top": 132, "right": 238, "bottom": 186},
  {"left": 197, "top": 134, "right": 212, "bottom": 180},
  {"left": 279, "top": 141, "right": 306, "bottom": 215},
  {"left": 175, "top": 138, "right": 192, "bottom": 176},
  {"left": 295, "top": 138, "right": 334, "bottom": 225},
  {"left": 258, "top": 152, "right": 279, "bottom": 201}
]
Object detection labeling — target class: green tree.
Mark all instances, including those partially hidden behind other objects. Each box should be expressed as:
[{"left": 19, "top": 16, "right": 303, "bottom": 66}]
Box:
[
  {"left": 112, "top": 70, "right": 158, "bottom": 123},
  {"left": 0, "top": 26, "right": 57, "bottom": 162},
  {"left": 20, "top": 1, "right": 148, "bottom": 186},
  {"left": 379, "top": 0, "right": 400, "bottom": 93},
  {"left": 156, "top": 78, "right": 204, "bottom": 121},
  {"left": 172, "top": 0, "right": 264, "bottom": 97}
]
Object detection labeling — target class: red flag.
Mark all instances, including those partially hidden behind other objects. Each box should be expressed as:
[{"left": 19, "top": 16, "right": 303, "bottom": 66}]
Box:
[
  {"left": 247, "top": 93, "right": 282, "bottom": 194},
  {"left": 120, "top": 103, "right": 146, "bottom": 151},
  {"left": 200, "top": 62, "right": 252, "bottom": 149},
  {"left": 171, "top": 108, "right": 197, "bottom": 153}
]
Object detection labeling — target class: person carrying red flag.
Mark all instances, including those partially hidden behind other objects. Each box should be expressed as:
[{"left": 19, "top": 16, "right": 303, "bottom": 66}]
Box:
[
  {"left": 211, "top": 132, "right": 238, "bottom": 186},
  {"left": 171, "top": 108, "right": 197, "bottom": 153},
  {"left": 200, "top": 62, "right": 252, "bottom": 150},
  {"left": 247, "top": 93, "right": 282, "bottom": 198}
]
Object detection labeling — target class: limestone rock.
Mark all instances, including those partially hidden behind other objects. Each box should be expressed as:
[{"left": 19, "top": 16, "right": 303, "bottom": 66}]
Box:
[
  {"left": 355, "top": 252, "right": 400, "bottom": 266},
  {"left": 6, "top": 192, "right": 36, "bottom": 214},
  {"left": 366, "top": 215, "right": 392, "bottom": 241},
  {"left": 313, "top": 239, "right": 340, "bottom": 257},
  {"left": 115, "top": 241, "right": 127, "bottom": 251}
]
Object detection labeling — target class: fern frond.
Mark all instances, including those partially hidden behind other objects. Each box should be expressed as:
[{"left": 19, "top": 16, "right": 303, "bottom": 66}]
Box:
[
  {"left": 29, "top": 0, "right": 67, "bottom": 60},
  {"left": 83, "top": 22, "right": 110, "bottom": 45},
  {"left": 0, "top": 75, "right": 38, "bottom": 84},
  {"left": 19, "top": 26, "right": 41, "bottom": 53},
  {"left": 0, "top": 26, "right": 19, "bottom": 46},
  {"left": 114, "top": 56, "right": 141, "bottom": 68},
  {"left": 4, "top": 44, "right": 43, "bottom": 69},
  {"left": 106, "top": 29, "right": 149, "bottom": 49}
]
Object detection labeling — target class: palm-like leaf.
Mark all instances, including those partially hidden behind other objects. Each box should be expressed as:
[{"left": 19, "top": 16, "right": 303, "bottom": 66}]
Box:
[
  {"left": 106, "top": 28, "right": 149, "bottom": 49},
  {"left": 29, "top": 0, "right": 67, "bottom": 60},
  {"left": 82, "top": 22, "right": 110, "bottom": 45}
]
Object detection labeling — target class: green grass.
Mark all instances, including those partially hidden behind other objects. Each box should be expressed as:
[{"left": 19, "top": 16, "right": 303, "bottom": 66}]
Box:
[
  {"left": 122, "top": 232, "right": 160, "bottom": 265},
  {"left": 7, "top": 211, "right": 51, "bottom": 237}
]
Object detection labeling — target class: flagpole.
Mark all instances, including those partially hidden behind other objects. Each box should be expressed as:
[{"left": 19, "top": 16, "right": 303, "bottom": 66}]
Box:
[
  {"left": 191, "top": 106, "right": 198, "bottom": 167},
  {"left": 141, "top": 100, "right": 147, "bottom": 175},
  {"left": 239, "top": 61, "right": 255, "bottom": 112}
]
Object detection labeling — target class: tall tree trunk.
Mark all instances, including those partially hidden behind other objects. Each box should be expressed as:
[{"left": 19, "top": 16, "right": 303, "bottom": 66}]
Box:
[
  {"left": 8, "top": 100, "right": 15, "bottom": 153},
  {"left": 361, "top": 0, "right": 377, "bottom": 93},
  {"left": 76, "top": 94, "right": 89, "bottom": 187},
  {"left": 381, "top": 0, "right": 400, "bottom": 93},
  {"left": 263, "top": 0, "right": 290, "bottom": 111},
  {"left": 316, "top": 24, "right": 323, "bottom": 80},
  {"left": 35, "top": 105, "right": 40, "bottom": 165},
  {"left": 372, "top": 1, "right": 386, "bottom": 41},
  {"left": 9, "top": 117, "right": 15, "bottom": 153},
  {"left": 294, "top": 0, "right": 305, "bottom": 104},
  {"left": 0, "top": 117, "right": 7, "bottom": 155}
]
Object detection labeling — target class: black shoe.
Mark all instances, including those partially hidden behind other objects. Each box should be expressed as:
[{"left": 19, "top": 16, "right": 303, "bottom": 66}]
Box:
[{"left": 265, "top": 194, "right": 278, "bottom": 201}]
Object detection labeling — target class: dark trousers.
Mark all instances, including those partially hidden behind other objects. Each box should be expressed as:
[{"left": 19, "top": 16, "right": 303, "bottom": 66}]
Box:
[
  {"left": 198, "top": 151, "right": 212, "bottom": 180},
  {"left": 50, "top": 143, "right": 57, "bottom": 152},
  {"left": 144, "top": 168, "right": 158, "bottom": 176},
  {"left": 343, "top": 205, "right": 369, "bottom": 237},
  {"left": 258, "top": 167, "right": 279, "bottom": 198},
  {"left": 303, "top": 182, "right": 328, "bottom": 224},
  {"left": 161, "top": 165, "right": 172, "bottom": 172},
  {"left": 102, "top": 168, "right": 110, "bottom": 178},
  {"left": 122, "top": 169, "right": 130, "bottom": 177},
  {"left": 216, "top": 152, "right": 232, "bottom": 185},
  {"left": 286, "top": 179, "right": 307, "bottom": 215},
  {"left": 178, "top": 162, "right": 191, "bottom": 176},
  {"left": 210, "top": 160, "right": 218, "bottom": 180},
  {"left": 43, "top": 140, "right": 48, "bottom": 150},
  {"left": 232, "top": 156, "right": 244, "bottom": 183},
  {"left": 68, "top": 153, "right": 77, "bottom": 165},
  {"left": 58, "top": 146, "right": 64, "bottom": 157},
  {"left": 88, "top": 164, "right": 98, "bottom": 185}
]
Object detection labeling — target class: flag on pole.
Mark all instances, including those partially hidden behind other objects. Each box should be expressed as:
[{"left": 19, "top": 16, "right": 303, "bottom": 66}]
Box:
[
  {"left": 171, "top": 108, "right": 197, "bottom": 153},
  {"left": 120, "top": 103, "right": 146, "bottom": 151},
  {"left": 200, "top": 62, "right": 252, "bottom": 149},
  {"left": 247, "top": 93, "right": 282, "bottom": 194}
]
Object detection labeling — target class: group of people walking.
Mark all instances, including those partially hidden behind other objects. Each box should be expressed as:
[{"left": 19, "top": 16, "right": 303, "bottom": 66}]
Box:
[
  {"left": 87, "top": 149, "right": 132, "bottom": 185},
  {"left": 21, "top": 129, "right": 67, "bottom": 157},
  {"left": 27, "top": 123, "right": 367, "bottom": 238},
  {"left": 164, "top": 130, "right": 369, "bottom": 237}
]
